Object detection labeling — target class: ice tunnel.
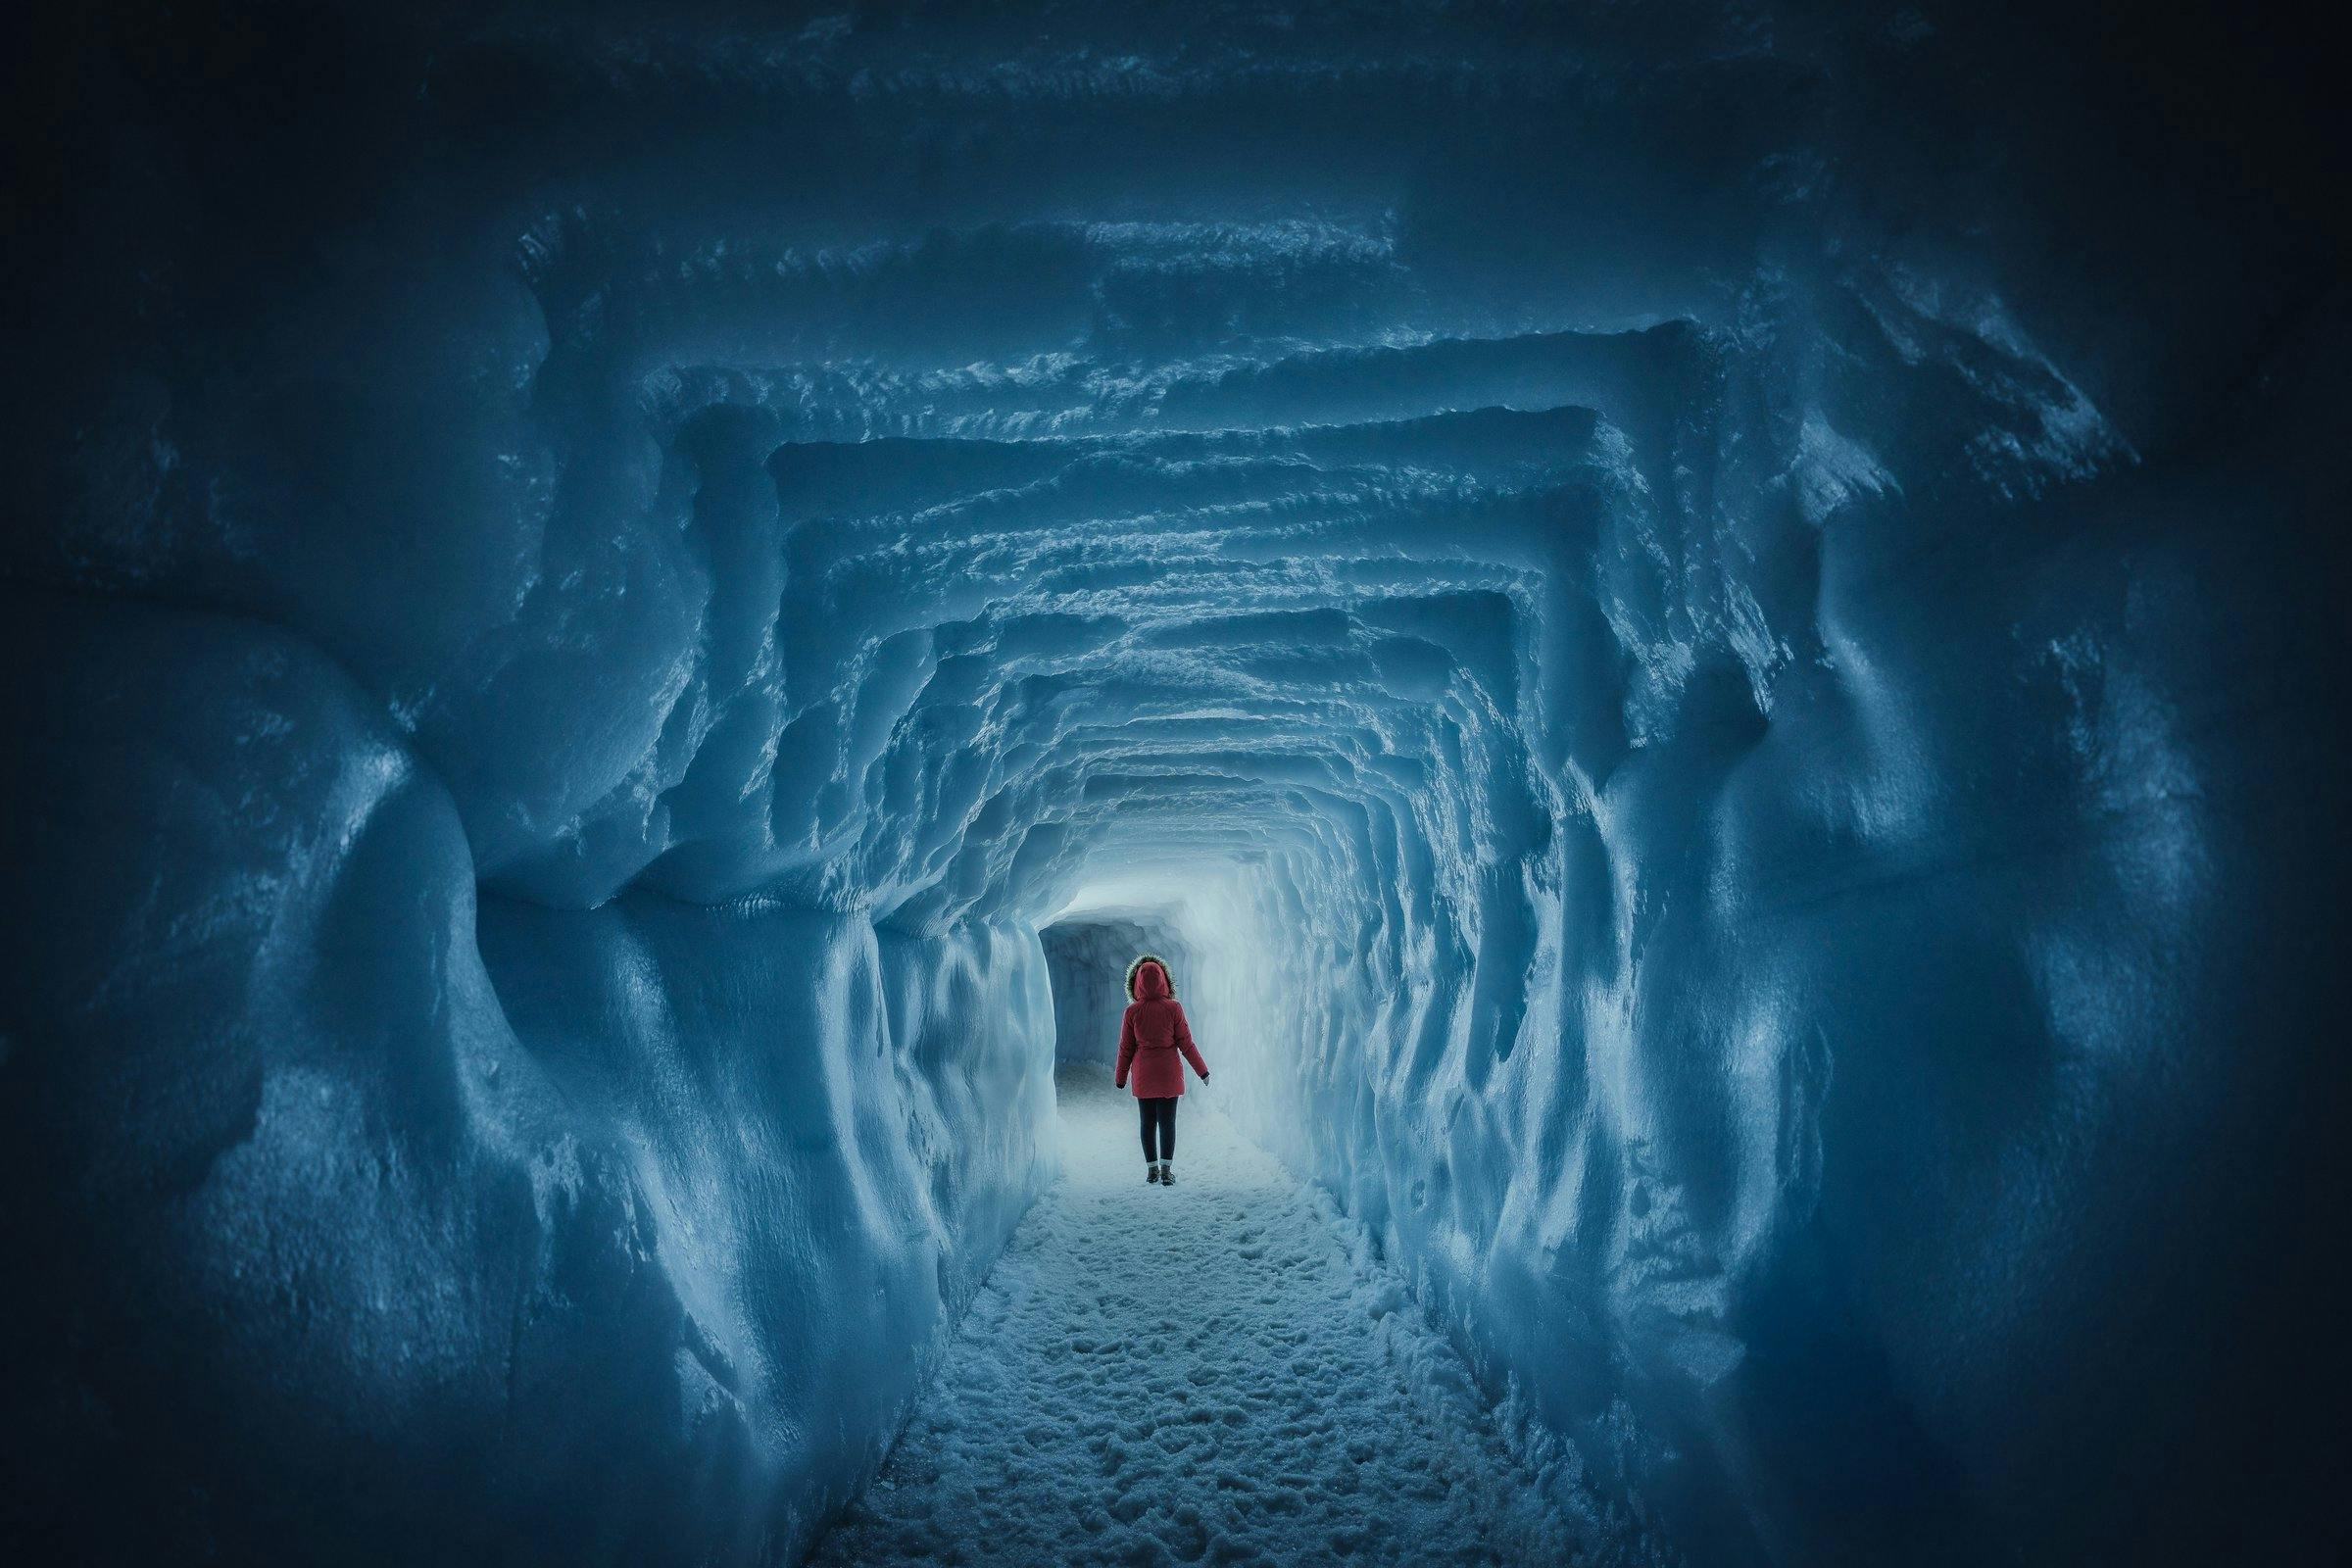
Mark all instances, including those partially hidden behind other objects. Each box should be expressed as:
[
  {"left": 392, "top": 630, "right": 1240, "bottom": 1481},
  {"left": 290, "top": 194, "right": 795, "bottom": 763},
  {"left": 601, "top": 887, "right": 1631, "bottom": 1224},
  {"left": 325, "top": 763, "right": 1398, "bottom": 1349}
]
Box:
[{"left": 2, "top": 2, "right": 2347, "bottom": 1563}]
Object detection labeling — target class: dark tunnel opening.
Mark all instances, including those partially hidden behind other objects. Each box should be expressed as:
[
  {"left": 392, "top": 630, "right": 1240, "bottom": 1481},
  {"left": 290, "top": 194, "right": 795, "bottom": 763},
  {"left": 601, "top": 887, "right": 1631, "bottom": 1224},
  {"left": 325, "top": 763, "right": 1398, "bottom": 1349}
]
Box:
[{"left": 1041, "top": 914, "right": 1196, "bottom": 1071}]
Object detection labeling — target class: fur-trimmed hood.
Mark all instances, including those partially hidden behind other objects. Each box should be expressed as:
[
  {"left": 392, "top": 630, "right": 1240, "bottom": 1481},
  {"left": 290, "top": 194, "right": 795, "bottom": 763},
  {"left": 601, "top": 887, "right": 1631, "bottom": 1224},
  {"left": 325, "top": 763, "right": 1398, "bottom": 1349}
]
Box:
[{"left": 1125, "top": 954, "right": 1175, "bottom": 1001}]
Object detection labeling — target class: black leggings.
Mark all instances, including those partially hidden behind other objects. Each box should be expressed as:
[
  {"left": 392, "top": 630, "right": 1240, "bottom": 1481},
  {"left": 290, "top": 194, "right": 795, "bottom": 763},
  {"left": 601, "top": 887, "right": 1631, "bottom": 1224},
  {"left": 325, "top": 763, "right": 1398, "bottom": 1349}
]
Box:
[{"left": 1138, "top": 1097, "right": 1178, "bottom": 1161}]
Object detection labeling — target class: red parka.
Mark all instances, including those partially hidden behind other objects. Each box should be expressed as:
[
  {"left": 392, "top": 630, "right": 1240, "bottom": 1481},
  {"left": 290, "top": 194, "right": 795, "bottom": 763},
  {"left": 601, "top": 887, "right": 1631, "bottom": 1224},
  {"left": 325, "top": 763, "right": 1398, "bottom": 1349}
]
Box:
[{"left": 1114, "top": 959, "right": 1208, "bottom": 1099}]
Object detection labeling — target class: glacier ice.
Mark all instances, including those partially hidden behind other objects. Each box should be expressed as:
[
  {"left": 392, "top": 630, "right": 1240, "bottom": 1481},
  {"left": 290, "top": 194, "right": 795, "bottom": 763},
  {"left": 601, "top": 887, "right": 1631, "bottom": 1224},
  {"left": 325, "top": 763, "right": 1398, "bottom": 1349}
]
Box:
[{"left": 2, "top": 2, "right": 2346, "bottom": 1564}]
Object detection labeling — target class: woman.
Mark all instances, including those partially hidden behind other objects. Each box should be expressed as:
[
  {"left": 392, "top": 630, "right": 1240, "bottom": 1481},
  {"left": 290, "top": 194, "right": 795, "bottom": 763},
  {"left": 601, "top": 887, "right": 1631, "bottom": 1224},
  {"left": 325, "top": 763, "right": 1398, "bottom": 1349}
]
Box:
[{"left": 1113, "top": 954, "right": 1209, "bottom": 1185}]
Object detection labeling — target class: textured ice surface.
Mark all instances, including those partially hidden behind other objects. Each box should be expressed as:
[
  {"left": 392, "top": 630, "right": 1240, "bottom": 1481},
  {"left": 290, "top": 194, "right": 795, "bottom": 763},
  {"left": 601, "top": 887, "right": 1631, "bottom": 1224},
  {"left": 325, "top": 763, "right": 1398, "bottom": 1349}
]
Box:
[
  {"left": 4, "top": 2, "right": 2347, "bottom": 1565},
  {"left": 0, "top": 592, "right": 1059, "bottom": 1562}
]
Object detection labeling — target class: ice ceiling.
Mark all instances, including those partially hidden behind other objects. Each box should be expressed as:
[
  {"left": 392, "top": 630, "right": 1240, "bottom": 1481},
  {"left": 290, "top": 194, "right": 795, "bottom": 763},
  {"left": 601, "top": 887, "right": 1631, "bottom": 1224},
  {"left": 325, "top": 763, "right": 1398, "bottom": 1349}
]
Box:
[{"left": 3, "top": 3, "right": 2346, "bottom": 1565}]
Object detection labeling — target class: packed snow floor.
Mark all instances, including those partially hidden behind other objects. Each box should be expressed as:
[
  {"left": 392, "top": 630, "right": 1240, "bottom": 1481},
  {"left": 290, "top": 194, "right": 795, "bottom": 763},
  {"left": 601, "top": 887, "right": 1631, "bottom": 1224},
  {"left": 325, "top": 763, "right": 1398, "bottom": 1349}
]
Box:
[{"left": 807, "top": 1067, "right": 1589, "bottom": 1568}]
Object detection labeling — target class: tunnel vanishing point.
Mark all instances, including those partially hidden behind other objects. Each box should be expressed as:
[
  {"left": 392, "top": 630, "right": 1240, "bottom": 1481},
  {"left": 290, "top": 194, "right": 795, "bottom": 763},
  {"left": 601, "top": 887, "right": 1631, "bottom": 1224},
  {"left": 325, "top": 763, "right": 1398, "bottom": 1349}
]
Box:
[{"left": 2, "top": 3, "right": 2347, "bottom": 1564}]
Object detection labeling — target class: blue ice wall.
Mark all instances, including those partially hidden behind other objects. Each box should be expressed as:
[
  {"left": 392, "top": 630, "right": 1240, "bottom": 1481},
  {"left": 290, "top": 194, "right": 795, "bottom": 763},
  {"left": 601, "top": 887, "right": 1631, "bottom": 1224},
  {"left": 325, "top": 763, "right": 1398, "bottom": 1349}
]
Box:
[
  {"left": 0, "top": 590, "right": 1056, "bottom": 1562},
  {"left": 4, "top": 2, "right": 2347, "bottom": 1564}
]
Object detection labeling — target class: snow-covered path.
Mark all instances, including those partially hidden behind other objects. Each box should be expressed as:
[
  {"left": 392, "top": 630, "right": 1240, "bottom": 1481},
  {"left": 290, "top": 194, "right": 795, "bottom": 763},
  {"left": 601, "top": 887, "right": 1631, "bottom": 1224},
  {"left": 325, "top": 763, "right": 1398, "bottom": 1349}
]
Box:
[{"left": 807, "top": 1068, "right": 1589, "bottom": 1568}]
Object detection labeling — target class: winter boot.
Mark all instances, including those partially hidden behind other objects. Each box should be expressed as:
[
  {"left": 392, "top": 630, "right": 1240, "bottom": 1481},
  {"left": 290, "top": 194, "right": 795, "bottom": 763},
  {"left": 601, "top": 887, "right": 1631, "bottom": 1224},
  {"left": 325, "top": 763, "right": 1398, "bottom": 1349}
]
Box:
[
  {"left": 1147, "top": 1162, "right": 1160, "bottom": 1184},
  {"left": 1158, "top": 1161, "right": 1175, "bottom": 1186}
]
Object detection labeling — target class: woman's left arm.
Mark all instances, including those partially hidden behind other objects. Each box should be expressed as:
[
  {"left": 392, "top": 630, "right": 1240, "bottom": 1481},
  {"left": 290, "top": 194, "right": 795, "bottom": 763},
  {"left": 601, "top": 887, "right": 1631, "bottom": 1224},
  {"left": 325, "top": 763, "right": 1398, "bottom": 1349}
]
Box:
[{"left": 1174, "top": 1004, "right": 1208, "bottom": 1083}]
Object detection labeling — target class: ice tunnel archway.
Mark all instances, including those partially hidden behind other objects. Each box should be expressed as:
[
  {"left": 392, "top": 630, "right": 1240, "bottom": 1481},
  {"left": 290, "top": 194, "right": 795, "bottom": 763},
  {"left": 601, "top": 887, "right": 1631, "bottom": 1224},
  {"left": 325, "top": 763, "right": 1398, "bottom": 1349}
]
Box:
[{"left": 4, "top": 2, "right": 2348, "bottom": 1565}]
